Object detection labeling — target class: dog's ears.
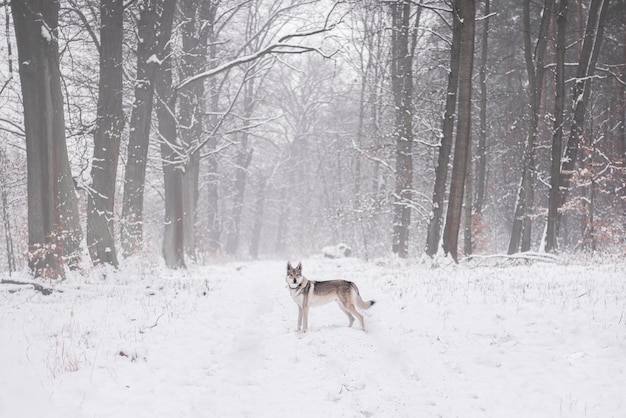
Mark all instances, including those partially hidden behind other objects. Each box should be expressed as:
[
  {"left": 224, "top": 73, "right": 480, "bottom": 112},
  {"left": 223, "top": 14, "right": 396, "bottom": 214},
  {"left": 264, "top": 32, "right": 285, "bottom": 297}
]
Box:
[{"left": 287, "top": 261, "right": 302, "bottom": 272}]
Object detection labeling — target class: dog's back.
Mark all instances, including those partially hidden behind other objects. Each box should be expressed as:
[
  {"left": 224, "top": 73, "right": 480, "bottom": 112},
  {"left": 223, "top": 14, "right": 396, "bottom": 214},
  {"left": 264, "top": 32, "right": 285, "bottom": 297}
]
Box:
[{"left": 313, "top": 279, "right": 375, "bottom": 310}]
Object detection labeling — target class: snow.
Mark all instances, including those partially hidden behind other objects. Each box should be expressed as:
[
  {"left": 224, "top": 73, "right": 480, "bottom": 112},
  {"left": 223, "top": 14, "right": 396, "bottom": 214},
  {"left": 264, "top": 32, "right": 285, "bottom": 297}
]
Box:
[
  {"left": 321, "top": 243, "right": 353, "bottom": 258},
  {"left": 41, "top": 25, "right": 52, "bottom": 43},
  {"left": 146, "top": 54, "right": 161, "bottom": 65},
  {"left": 1, "top": 257, "right": 625, "bottom": 417}
]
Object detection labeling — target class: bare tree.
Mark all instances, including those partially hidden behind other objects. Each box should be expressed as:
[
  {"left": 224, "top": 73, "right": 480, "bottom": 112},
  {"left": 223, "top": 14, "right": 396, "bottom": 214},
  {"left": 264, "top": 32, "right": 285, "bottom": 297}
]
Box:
[
  {"left": 0, "top": 149, "right": 16, "bottom": 274},
  {"left": 153, "top": 0, "right": 184, "bottom": 268},
  {"left": 344, "top": 2, "right": 391, "bottom": 260},
  {"left": 178, "top": 0, "right": 218, "bottom": 259},
  {"left": 224, "top": 75, "right": 255, "bottom": 255},
  {"left": 249, "top": 174, "right": 266, "bottom": 259},
  {"left": 557, "top": 0, "right": 610, "bottom": 235},
  {"left": 425, "top": 6, "right": 461, "bottom": 257},
  {"left": 545, "top": 0, "right": 568, "bottom": 252},
  {"left": 12, "top": 0, "right": 82, "bottom": 278},
  {"left": 389, "top": 0, "right": 420, "bottom": 258},
  {"left": 475, "top": 0, "right": 490, "bottom": 215},
  {"left": 442, "top": 0, "right": 476, "bottom": 262},
  {"left": 224, "top": 2, "right": 266, "bottom": 256},
  {"left": 87, "top": 0, "right": 125, "bottom": 267},
  {"left": 507, "top": 0, "right": 553, "bottom": 254},
  {"left": 121, "top": 0, "right": 159, "bottom": 257}
]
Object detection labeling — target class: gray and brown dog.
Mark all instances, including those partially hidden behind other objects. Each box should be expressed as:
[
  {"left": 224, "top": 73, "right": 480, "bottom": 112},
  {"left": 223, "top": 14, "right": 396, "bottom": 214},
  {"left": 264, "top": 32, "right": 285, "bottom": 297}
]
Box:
[{"left": 286, "top": 262, "right": 375, "bottom": 332}]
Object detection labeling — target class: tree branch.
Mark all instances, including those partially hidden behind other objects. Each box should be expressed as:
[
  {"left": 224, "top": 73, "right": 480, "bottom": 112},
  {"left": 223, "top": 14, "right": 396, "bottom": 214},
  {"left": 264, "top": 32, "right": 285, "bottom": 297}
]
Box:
[
  {"left": 63, "top": 2, "right": 101, "bottom": 54},
  {"left": 175, "top": 21, "right": 339, "bottom": 93}
]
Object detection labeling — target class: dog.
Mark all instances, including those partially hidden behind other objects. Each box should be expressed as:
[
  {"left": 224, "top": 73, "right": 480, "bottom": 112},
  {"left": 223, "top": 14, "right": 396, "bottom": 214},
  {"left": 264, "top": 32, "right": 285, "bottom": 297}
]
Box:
[{"left": 286, "top": 261, "right": 375, "bottom": 332}]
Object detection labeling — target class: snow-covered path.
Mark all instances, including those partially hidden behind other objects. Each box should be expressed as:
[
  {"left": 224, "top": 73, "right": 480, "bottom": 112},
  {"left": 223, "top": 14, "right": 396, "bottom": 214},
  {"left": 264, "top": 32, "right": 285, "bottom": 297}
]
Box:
[{"left": 1, "top": 257, "right": 625, "bottom": 417}]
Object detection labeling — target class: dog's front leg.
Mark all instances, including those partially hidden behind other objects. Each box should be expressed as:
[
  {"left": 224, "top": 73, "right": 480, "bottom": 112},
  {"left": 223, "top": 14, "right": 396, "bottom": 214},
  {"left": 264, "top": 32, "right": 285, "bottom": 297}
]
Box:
[
  {"left": 302, "top": 303, "right": 309, "bottom": 332},
  {"left": 302, "top": 292, "right": 309, "bottom": 332},
  {"left": 297, "top": 306, "right": 303, "bottom": 331}
]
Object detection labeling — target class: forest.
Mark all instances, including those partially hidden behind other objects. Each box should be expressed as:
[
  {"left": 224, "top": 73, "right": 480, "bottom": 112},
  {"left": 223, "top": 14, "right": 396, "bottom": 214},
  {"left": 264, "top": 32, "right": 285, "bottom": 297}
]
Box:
[
  {"left": 1, "top": 2, "right": 626, "bottom": 415},
  {"left": 0, "top": 0, "right": 624, "bottom": 278}
]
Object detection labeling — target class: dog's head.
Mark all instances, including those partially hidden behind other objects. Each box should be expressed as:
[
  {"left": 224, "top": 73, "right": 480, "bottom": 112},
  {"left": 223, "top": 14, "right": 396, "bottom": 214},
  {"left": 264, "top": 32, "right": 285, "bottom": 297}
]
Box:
[{"left": 286, "top": 261, "right": 303, "bottom": 288}]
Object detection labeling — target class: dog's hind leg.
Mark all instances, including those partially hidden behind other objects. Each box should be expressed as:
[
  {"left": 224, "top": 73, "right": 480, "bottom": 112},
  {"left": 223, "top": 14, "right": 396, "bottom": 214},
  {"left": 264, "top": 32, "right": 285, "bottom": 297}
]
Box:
[
  {"left": 337, "top": 301, "right": 354, "bottom": 327},
  {"left": 337, "top": 302, "right": 355, "bottom": 327},
  {"left": 345, "top": 302, "right": 365, "bottom": 331}
]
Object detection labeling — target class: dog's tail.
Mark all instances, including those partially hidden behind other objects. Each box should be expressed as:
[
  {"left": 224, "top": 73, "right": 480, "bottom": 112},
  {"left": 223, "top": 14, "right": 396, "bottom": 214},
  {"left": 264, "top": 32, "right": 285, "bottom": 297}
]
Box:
[
  {"left": 356, "top": 291, "right": 376, "bottom": 309},
  {"left": 358, "top": 298, "right": 376, "bottom": 310},
  {"left": 351, "top": 282, "right": 375, "bottom": 309}
]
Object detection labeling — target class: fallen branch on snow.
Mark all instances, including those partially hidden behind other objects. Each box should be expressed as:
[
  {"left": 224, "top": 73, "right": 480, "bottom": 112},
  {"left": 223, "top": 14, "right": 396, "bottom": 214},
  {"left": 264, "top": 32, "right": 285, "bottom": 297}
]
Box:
[
  {"left": 465, "top": 252, "right": 558, "bottom": 264},
  {"left": 0, "top": 279, "right": 61, "bottom": 296}
]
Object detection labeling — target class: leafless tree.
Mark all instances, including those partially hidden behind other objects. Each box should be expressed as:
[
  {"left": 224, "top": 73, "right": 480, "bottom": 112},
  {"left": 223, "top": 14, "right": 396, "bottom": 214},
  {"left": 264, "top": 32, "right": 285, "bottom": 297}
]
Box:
[
  {"left": 507, "top": 0, "right": 553, "bottom": 254},
  {"left": 545, "top": 0, "right": 568, "bottom": 252},
  {"left": 389, "top": 0, "right": 420, "bottom": 258},
  {"left": 12, "top": 0, "right": 82, "bottom": 278},
  {"left": 425, "top": 4, "right": 461, "bottom": 258},
  {"left": 121, "top": 0, "right": 160, "bottom": 257},
  {"left": 557, "top": 0, "right": 610, "bottom": 235},
  {"left": 87, "top": 0, "right": 125, "bottom": 267},
  {"left": 442, "top": 0, "right": 476, "bottom": 262}
]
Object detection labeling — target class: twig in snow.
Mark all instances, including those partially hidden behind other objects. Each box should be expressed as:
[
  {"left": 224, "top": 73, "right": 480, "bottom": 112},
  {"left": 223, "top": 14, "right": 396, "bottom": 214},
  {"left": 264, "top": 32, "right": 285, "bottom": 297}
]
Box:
[{"left": 140, "top": 313, "right": 165, "bottom": 333}]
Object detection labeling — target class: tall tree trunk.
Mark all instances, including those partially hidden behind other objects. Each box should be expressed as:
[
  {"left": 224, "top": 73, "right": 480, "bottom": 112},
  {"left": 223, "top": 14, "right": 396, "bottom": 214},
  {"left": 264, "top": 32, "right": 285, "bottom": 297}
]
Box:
[
  {"left": 0, "top": 151, "right": 16, "bottom": 274},
  {"left": 463, "top": 140, "right": 473, "bottom": 256},
  {"left": 181, "top": 149, "right": 200, "bottom": 259},
  {"left": 507, "top": 0, "right": 553, "bottom": 254},
  {"left": 249, "top": 174, "right": 266, "bottom": 260},
  {"left": 225, "top": 146, "right": 253, "bottom": 255},
  {"left": 154, "top": 0, "right": 184, "bottom": 268},
  {"left": 12, "top": 0, "right": 82, "bottom": 278},
  {"left": 619, "top": 28, "right": 626, "bottom": 242},
  {"left": 425, "top": 10, "right": 462, "bottom": 257},
  {"left": 545, "top": 0, "right": 568, "bottom": 252},
  {"left": 475, "top": 0, "right": 489, "bottom": 214},
  {"left": 205, "top": 3, "right": 221, "bottom": 254},
  {"left": 617, "top": 30, "right": 626, "bottom": 162},
  {"left": 121, "top": 0, "right": 159, "bottom": 257},
  {"left": 390, "top": 0, "right": 417, "bottom": 258},
  {"left": 179, "top": 0, "right": 217, "bottom": 259},
  {"left": 179, "top": 0, "right": 205, "bottom": 260},
  {"left": 620, "top": 30, "right": 626, "bottom": 161},
  {"left": 442, "top": 0, "right": 476, "bottom": 262},
  {"left": 354, "top": 71, "right": 367, "bottom": 257},
  {"left": 206, "top": 149, "right": 221, "bottom": 252},
  {"left": 226, "top": 79, "right": 254, "bottom": 255},
  {"left": 275, "top": 187, "right": 288, "bottom": 253},
  {"left": 87, "top": 0, "right": 124, "bottom": 267},
  {"left": 577, "top": 0, "right": 584, "bottom": 57},
  {"left": 557, "top": 0, "right": 610, "bottom": 234}
]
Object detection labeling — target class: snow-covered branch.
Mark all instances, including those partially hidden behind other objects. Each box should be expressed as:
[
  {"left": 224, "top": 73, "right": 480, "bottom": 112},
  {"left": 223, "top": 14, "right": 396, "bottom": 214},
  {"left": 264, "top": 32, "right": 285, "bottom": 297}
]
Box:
[{"left": 175, "top": 22, "right": 339, "bottom": 94}]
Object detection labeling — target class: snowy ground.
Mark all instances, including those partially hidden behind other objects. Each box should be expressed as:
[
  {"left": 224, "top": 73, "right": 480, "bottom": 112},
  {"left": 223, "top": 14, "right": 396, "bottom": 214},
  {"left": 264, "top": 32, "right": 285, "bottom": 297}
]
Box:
[{"left": 1, "top": 256, "right": 625, "bottom": 417}]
